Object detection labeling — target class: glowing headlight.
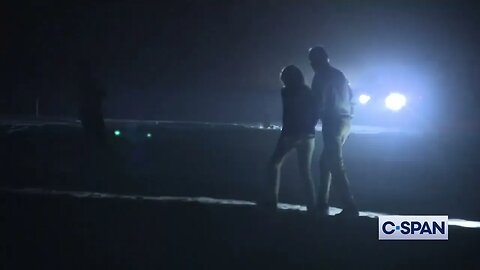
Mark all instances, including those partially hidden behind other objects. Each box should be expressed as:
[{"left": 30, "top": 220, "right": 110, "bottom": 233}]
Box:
[
  {"left": 385, "top": 93, "right": 407, "bottom": 111},
  {"left": 358, "top": 94, "right": 371, "bottom": 105}
]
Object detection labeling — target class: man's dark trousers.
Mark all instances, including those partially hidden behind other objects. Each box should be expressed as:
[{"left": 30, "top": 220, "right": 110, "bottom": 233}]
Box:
[{"left": 317, "top": 116, "right": 356, "bottom": 210}]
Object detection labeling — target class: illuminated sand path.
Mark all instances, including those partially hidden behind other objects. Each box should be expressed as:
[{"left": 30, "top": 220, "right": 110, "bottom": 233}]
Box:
[
  {"left": 1, "top": 118, "right": 418, "bottom": 135},
  {"left": 2, "top": 187, "right": 479, "bottom": 229}
]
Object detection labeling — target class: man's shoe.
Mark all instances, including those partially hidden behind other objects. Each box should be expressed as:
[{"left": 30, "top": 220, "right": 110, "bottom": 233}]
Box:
[
  {"left": 257, "top": 200, "right": 278, "bottom": 213},
  {"left": 335, "top": 207, "right": 359, "bottom": 218},
  {"left": 315, "top": 204, "right": 329, "bottom": 219}
]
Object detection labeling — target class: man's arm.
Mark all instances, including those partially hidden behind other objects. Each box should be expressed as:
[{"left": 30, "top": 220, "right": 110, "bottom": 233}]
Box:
[
  {"left": 323, "top": 71, "right": 353, "bottom": 118},
  {"left": 345, "top": 80, "right": 354, "bottom": 116}
]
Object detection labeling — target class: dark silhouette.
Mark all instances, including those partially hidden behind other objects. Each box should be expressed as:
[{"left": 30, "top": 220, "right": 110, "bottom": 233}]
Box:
[
  {"left": 77, "top": 62, "right": 106, "bottom": 146},
  {"left": 309, "top": 46, "right": 358, "bottom": 217},
  {"left": 262, "top": 65, "right": 317, "bottom": 211}
]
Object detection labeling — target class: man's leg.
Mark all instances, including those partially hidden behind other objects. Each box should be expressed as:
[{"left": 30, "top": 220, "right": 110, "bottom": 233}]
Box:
[
  {"left": 93, "top": 114, "right": 107, "bottom": 147},
  {"left": 317, "top": 144, "right": 332, "bottom": 215},
  {"left": 264, "top": 135, "right": 295, "bottom": 207},
  {"left": 316, "top": 119, "right": 336, "bottom": 216},
  {"left": 296, "top": 137, "right": 316, "bottom": 212},
  {"left": 330, "top": 118, "right": 358, "bottom": 215}
]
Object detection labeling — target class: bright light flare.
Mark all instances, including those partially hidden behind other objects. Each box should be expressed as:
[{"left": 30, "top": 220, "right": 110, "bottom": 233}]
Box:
[
  {"left": 385, "top": 93, "right": 407, "bottom": 111},
  {"left": 114, "top": 130, "right": 121, "bottom": 136},
  {"left": 358, "top": 94, "right": 371, "bottom": 105}
]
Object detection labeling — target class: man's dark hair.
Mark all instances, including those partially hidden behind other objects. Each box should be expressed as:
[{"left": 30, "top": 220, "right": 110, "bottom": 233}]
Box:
[
  {"left": 308, "top": 46, "right": 329, "bottom": 63},
  {"left": 280, "top": 65, "right": 305, "bottom": 87}
]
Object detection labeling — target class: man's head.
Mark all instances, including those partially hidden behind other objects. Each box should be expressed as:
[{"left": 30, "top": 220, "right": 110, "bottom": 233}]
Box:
[
  {"left": 308, "top": 46, "right": 329, "bottom": 70},
  {"left": 280, "top": 65, "right": 305, "bottom": 87}
]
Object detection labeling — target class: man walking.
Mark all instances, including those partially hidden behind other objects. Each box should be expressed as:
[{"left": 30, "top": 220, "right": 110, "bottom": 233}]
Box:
[
  {"left": 309, "top": 46, "right": 359, "bottom": 217},
  {"left": 77, "top": 61, "right": 107, "bottom": 147}
]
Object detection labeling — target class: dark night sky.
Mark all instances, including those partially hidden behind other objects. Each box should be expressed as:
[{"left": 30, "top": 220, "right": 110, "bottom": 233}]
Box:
[{"left": 2, "top": 0, "right": 480, "bottom": 125}]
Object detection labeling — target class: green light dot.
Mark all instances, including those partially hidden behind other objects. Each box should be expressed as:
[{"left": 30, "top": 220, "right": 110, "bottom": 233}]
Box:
[
  {"left": 146, "top": 133, "right": 152, "bottom": 138},
  {"left": 114, "top": 130, "right": 121, "bottom": 136}
]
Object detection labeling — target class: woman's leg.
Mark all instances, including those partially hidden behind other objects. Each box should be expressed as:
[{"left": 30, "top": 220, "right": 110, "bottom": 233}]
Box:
[
  {"left": 296, "top": 137, "right": 316, "bottom": 211},
  {"left": 265, "top": 135, "right": 295, "bottom": 206}
]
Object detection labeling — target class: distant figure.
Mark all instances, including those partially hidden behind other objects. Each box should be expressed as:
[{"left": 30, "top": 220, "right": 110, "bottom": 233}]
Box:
[
  {"left": 262, "top": 65, "right": 317, "bottom": 211},
  {"left": 77, "top": 62, "right": 106, "bottom": 146},
  {"left": 309, "top": 46, "right": 358, "bottom": 217}
]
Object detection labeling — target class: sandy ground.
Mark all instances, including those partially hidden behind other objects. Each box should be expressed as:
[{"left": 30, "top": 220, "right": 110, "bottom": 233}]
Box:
[
  {"left": 1, "top": 188, "right": 479, "bottom": 270},
  {"left": 1, "top": 119, "right": 480, "bottom": 269}
]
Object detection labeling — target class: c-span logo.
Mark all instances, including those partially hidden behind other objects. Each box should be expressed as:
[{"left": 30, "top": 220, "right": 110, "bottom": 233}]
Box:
[{"left": 378, "top": 215, "right": 448, "bottom": 240}]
